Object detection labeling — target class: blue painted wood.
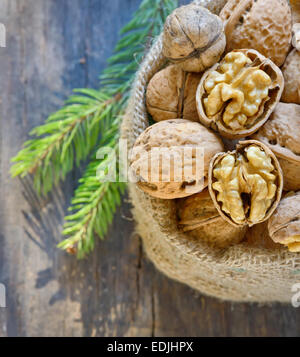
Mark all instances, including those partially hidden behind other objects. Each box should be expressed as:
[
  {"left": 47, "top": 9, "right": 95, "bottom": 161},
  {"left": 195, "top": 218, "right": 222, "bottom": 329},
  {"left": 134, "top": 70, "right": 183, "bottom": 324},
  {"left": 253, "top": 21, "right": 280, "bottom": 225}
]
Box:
[{"left": 0, "top": 0, "right": 299, "bottom": 337}]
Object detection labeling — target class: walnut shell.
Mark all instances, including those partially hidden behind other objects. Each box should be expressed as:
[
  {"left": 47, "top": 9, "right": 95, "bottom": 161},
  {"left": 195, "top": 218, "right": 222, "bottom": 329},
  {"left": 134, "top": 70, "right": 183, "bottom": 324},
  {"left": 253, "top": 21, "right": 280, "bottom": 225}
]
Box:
[
  {"left": 245, "top": 221, "right": 280, "bottom": 249},
  {"left": 208, "top": 140, "right": 283, "bottom": 227},
  {"left": 177, "top": 189, "right": 247, "bottom": 248},
  {"left": 251, "top": 102, "right": 300, "bottom": 191},
  {"left": 290, "top": 0, "right": 300, "bottom": 24},
  {"left": 292, "top": 23, "right": 300, "bottom": 51},
  {"left": 192, "top": 0, "right": 229, "bottom": 15},
  {"left": 196, "top": 49, "right": 284, "bottom": 139},
  {"left": 268, "top": 191, "right": 300, "bottom": 252},
  {"left": 281, "top": 49, "right": 300, "bottom": 104},
  {"left": 146, "top": 65, "right": 201, "bottom": 122},
  {"left": 220, "top": 0, "right": 292, "bottom": 67},
  {"left": 129, "top": 119, "right": 224, "bottom": 199},
  {"left": 162, "top": 4, "right": 226, "bottom": 73}
]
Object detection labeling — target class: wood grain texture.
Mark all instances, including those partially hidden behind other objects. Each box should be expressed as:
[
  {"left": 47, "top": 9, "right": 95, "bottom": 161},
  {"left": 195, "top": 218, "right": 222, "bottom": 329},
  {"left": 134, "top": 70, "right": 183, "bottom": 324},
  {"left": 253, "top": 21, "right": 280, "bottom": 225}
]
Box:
[{"left": 0, "top": 0, "right": 299, "bottom": 337}]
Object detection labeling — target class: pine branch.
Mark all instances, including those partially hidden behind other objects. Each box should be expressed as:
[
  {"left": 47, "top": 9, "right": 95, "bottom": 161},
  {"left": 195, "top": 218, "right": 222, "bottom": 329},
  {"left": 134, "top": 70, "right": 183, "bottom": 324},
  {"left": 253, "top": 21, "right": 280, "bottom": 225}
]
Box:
[
  {"left": 10, "top": 89, "right": 120, "bottom": 195},
  {"left": 11, "top": 0, "right": 176, "bottom": 196},
  {"left": 59, "top": 0, "right": 177, "bottom": 258},
  {"left": 59, "top": 118, "right": 126, "bottom": 258},
  {"left": 100, "top": 0, "right": 176, "bottom": 94},
  {"left": 11, "top": 0, "right": 178, "bottom": 257}
]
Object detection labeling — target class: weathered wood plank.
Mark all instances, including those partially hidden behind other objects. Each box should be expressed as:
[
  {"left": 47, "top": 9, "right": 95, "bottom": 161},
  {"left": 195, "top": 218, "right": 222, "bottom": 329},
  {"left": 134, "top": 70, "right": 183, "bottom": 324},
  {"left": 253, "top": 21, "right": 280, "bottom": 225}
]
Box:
[
  {"left": 0, "top": 0, "right": 151, "bottom": 337},
  {"left": 0, "top": 0, "right": 299, "bottom": 337}
]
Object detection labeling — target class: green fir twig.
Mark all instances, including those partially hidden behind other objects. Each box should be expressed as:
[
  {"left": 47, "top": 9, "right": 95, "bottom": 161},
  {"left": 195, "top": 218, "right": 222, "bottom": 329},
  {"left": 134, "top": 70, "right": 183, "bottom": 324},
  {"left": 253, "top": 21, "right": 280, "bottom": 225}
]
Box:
[
  {"left": 59, "top": 118, "right": 126, "bottom": 258},
  {"left": 10, "top": 0, "right": 177, "bottom": 257},
  {"left": 10, "top": 89, "right": 119, "bottom": 195}
]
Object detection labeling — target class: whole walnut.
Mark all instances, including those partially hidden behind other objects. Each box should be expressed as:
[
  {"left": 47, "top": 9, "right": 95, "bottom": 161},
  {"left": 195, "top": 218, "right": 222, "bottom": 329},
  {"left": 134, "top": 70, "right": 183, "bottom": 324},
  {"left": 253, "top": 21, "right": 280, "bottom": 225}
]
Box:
[
  {"left": 146, "top": 65, "right": 201, "bottom": 122},
  {"left": 177, "top": 189, "right": 247, "bottom": 248},
  {"left": 290, "top": 0, "right": 300, "bottom": 24},
  {"left": 162, "top": 4, "right": 226, "bottom": 73},
  {"left": 220, "top": 0, "right": 292, "bottom": 67},
  {"left": 196, "top": 49, "right": 284, "bottom": 139},
  {"left": 252, "top": 102, "right": 300, "bottom": 191},
  {"left": 130, "top": 119, "right": 224, "bottom": 199},
  {"left": 292, "top": 23, "right": 300, "bottom": 51},
  {"left": 245, "top": 221, "right": 280, "bottom": 250},
  {"left": 268, "top": 191, "right": 300, "bottom": 252},
  {"left": 281, "top": 49, "right": 300, "bottom": 104},
  {"left": 208, "top": 140, "right": 283, "bottom": 227},
  {"left": 192, "top": 0, "right": 229, "bottom": 15}
]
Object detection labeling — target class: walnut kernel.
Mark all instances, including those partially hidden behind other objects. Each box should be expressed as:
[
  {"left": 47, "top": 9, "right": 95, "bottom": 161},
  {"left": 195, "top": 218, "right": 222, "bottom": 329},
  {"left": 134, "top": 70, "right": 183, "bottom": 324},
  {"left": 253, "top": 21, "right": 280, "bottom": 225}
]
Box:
[
  {"left": 209, "top": 141, "right": 283, "bottom": 227},
  {"left": 204, "top": 52, "right": 271, "bottom": 131},
  {"left": 196, "top": 49, "right": 283, "bottom": 139}
]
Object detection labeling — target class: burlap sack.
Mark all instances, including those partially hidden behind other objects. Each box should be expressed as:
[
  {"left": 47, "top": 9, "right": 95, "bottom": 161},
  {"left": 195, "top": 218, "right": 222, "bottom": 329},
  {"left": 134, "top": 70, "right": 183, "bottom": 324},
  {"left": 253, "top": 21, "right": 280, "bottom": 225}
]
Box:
[{"left": 120, "top": 33, "right": 300, "bottom": 303}]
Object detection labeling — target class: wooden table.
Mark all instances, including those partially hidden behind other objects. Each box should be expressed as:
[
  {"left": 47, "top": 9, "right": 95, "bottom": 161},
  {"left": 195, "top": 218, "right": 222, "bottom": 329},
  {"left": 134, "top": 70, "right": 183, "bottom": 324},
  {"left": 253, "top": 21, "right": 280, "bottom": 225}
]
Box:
[{"left": 0, "top": 0, "right": 299, "bottom": 337}]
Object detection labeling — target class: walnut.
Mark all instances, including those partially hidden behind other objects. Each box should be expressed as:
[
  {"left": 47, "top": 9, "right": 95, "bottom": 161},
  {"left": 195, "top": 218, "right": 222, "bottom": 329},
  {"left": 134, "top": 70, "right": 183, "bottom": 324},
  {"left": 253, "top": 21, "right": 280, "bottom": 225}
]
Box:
[
  {"left": 146, "top": 65, "right": 201, "bottom": 122},
  {"left": 177, "top": 189, "right": 247, "bottom": 248},
  {"left": 162, "top": 4, "right": 226, "bottom": 73},
  {"left": 282, "top": 49, "right": 300, "bottom": 104},
  {"left": 196, "top": 49, "right": 283, "bottom": 139},
  {"left": 208, "top": 140, "right": 283, "bottom": 227},
  {"left": 290, "top": 0, "right": 300, "bottom": 24},
  {"left": 130, "top": 119, "right": 224, "bottom": 199},
  {"left": 268, "top": 191, "right": 300, "bottom": 252},
  {"left": 219, "top": 0, "right": 292, "bottom": 67},
  {"left": 245, "top": 221, "right": 280, "bottom": 250},
  {"left": 292, "top": 23, "right": 300, "bottom": 51},
  {"left": 192, "top": 0, "right": 229, "bottom": 15},
  {"left": 251, "top": 102, "right": 300, "bottom": 191}
]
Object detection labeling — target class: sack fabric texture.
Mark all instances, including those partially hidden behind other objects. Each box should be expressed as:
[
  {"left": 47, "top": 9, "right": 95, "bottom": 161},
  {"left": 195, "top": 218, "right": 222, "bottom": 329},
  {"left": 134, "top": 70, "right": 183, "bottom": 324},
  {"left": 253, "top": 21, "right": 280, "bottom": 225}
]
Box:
[{"left": 120, "top": 33, "right": 300, "bottom": 303}]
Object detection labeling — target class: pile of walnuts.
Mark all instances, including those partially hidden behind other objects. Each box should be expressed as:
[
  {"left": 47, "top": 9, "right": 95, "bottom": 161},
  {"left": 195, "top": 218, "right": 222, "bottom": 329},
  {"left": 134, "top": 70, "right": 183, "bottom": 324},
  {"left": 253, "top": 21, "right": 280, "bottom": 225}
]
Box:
[{"left": 130, "top": 0, "right": 300, "bottom": 252}]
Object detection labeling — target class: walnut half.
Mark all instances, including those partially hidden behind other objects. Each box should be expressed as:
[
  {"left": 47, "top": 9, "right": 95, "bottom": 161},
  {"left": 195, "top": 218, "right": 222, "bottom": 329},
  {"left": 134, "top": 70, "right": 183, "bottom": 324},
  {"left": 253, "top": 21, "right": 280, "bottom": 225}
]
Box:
[
  {"left": 196, "top": 49, "right": 284, "bottom": 139},
  {"left": 208, "top": 140, "right": 283, "bottom": 227}
]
